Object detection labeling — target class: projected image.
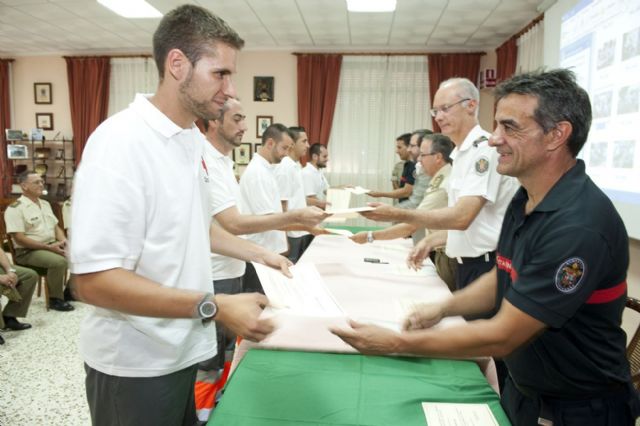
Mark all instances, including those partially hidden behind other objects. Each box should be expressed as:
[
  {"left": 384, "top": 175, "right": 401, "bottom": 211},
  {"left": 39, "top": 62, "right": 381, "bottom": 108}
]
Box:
[
  {"left": 589, "top": 142, "right": 608, "bottom": 167},
  {"left": 596, "top": 39, "right": 616, "bottom": 69},
  {"left": 593, "top": 91, "right": 613, "bottom": 119},
  {"left": 617, "top": 85, "right": 640, "bottom": 114},
  {"left": 622, "top": 27, "right": 640, "bottom": 61},
  {"left": 612, "top": 140, "right": 636, "bottom": 168}
]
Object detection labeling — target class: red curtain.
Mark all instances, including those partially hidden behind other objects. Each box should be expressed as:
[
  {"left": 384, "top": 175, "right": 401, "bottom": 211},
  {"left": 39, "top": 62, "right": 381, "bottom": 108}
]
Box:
[
  {"left": 0, "top": 58, "right": 14, "bottom": 197},
  {"left": 64, "top": 56, "right": 110, "bottom": 166},
  {"left": 297, "top": 54, "right": 342, "bottom": 153},
  {"left": 427, "top": 53, "right": 483, "bottom": 131},
  {"left": 496, "top": 38, "right": 518, "bottom": 84}
]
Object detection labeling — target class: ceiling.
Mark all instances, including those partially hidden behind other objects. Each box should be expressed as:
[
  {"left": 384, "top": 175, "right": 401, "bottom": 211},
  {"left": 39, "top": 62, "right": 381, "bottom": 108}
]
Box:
[{"left": 0, "top": 0, "right": 551, "bottom": 56}]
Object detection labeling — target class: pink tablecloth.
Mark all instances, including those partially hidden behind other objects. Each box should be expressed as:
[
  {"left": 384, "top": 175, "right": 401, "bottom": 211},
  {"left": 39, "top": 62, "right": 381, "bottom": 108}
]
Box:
[{"left": 230, "top": 235, "right": 499, "bottom": 393}]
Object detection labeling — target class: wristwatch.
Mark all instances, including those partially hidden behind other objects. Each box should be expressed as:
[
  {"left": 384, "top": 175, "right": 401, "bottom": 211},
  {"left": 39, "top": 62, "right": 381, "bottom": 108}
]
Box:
[
  {"left": 195, "top": 293, "right": 217, "bottom": 324},
  {"left": 366, "top": 231, "right": 374, "bottom": 243},
  {"left": 8, "top": 268, "right": 16, "bottom": 273}
]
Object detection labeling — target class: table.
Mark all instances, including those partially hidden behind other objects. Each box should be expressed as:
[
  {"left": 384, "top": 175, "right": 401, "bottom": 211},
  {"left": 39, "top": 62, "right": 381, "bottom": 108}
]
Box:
[
  {"left": 215, "top": 236, "right": 506, "bottom": 424},
  {"left": 208, "top": 349, "right": 510, "bottom": 425}
]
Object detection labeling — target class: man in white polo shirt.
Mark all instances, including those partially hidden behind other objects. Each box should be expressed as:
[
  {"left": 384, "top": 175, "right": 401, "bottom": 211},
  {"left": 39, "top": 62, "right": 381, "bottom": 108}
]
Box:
[
  {"left": 275, "top": 126, "right": 317, "bottom": 263},
  {"left": 302, "top": 143, "right": 330, "bottom": 209},
  {"left": 239, "top": 124, "right": 297, "bottom": 293},
  {"left": 69, "top": 6, "right": 274, "bottom": 425},
  {"left": 203, "top": 100, "right": 327, "bottom": 369}
]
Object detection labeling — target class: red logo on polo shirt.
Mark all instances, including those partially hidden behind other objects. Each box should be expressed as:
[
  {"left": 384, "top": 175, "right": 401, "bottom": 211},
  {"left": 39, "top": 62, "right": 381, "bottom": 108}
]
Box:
[{"left": 496, "top": 253, "right": 518, "bottom": 282}]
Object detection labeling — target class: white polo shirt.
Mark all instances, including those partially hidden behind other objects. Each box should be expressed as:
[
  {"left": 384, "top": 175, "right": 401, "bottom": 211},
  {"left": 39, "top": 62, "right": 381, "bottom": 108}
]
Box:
[
  {"left": 70, "top": 94, "right": 215, "bottom": 378},
  {"left": 203, "top": 142, "right": 246, "bottom": 281},
  {"left": 302, "top": 162, "right": 329, "bottom": 201},
  {"left": 238, "top": 153, "right": 287, "bottom": 253},
  {"left": 445, "top": 125, "right": 519, "bottom": 258},
  {"left": 275, "top": 156, "right": 309, "bottom": 239}
]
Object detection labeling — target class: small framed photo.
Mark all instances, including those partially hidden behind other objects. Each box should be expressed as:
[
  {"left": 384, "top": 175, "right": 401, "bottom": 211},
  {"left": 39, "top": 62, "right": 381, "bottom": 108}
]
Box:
[
  {"left": 232, "top": 143, "right": 252, "bottom": 165},
  {"left": 55, "top": 148, "right": 65, "bottom": 160},
  {"left": 7, "top": 144, "right": 28, "bottom": 159},
  {"left": 5, "top": 129, "right": 23, "bottom": 141},
  {"left": 35, "top": 113, "right": 53, "bottom": 130},
  {"left": 253, "top": 76, "right": 274, "bottom": 102},
  {"left": 256, "top": 115, "right": 273, "bottom": 138},
  {"left": 34, "top": 82, "right": 52, "bottom": 104}
]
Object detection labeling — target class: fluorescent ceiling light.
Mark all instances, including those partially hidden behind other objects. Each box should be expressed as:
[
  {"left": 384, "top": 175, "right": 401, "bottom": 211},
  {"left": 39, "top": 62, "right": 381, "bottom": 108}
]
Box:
[
  {"left": 97, "top": 0, "right": 162, "bottom": 18},
  {"left": 347, "top": 0, "right": 396, "bottom": 12}
]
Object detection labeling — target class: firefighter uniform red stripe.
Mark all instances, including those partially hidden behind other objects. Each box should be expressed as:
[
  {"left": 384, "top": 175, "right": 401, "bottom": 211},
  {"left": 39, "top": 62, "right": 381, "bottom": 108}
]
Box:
[{"left": 586, "top": 281, "right": 626, "bottom": 304}]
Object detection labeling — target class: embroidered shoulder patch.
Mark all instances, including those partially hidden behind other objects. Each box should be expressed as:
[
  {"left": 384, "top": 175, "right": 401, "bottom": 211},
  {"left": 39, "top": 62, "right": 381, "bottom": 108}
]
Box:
[
  {"left": 475, "top": 156, "right": 489, "bottom": 175},
  {"left": 430, "top": 174, "right": 444, "bottom": 190},
  {"left": 554, "top": 258, "right": 586, "bottom": 293}
]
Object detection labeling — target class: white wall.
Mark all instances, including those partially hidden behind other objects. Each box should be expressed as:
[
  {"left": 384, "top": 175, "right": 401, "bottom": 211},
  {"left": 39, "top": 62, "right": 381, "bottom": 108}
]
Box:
[{"left": 11, "top": 56, "right": 73, "bottom": 140}]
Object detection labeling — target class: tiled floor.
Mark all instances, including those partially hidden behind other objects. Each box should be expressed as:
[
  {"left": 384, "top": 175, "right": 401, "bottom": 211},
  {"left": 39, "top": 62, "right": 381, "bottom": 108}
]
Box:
[{"left": 0, "top": 295, "right": 90, "bottom": 426}]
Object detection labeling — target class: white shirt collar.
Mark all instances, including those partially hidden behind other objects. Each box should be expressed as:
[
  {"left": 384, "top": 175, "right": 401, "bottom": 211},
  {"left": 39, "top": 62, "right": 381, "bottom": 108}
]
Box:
[{"left": 131, "top": 94, "right": 198, "bottom": 139}]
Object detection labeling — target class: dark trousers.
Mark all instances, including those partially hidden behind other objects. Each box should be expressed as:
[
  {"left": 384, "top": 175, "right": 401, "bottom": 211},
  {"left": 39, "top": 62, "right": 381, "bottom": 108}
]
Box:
[
  {"left": 242, "top": 262, "right": 264, "bottom": 294},
  {"left": 501, "top": 376, "right": 640, "bottom": 426},
  {"left": 199, "top": 277, "right": 243, "bottom": 371},
  {"left": 287, "top": 234, "right": 314, "bottom": 263},
  {"left": 85, "top": 363, "right": 199, "bottom": 426},
  {"left": 454, "top": 251, "right": 496, "bottom": 291}
]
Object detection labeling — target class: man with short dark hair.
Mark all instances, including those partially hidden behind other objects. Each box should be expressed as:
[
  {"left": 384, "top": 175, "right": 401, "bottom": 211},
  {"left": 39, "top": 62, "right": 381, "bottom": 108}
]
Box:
[
  {"left": 398, "top": 129, "right": 432, "bottom": 211},
  {"left": 369, "top": 133, "right": 415, "bottom": 202},
  {"left": 275, "top": 126, "right": 319, "bottom": 262},
  {"left": 332, "top": 69, "right": 640, "bottom": 426},
  {"left": 70, "top": 6, "right": 274, "bottom": 425},
  {"left": 302, "top": 143, "right": 330, "bottom": 209},
  {"left": 238, "top": 124, "right": 295, "bottom": 292}
]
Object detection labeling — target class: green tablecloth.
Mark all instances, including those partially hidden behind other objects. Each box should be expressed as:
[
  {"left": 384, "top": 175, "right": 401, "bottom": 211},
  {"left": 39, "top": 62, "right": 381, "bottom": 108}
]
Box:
[{"left": 208, "top": 349, "right": 510, "bottom": 426}]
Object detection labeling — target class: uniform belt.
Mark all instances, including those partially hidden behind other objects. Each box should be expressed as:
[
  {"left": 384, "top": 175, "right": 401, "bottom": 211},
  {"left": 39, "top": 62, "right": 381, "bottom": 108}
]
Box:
[{"left": 455, "top": 251, "right": 495, "bottom": 264}]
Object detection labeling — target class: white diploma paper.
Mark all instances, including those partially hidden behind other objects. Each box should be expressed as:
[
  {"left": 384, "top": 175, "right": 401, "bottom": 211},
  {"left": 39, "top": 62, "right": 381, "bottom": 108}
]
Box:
[
  {"left": 345, "top": 186, "right": 370, "bottom": 195},
  {"left": 252, "top": 262, "right": 344, "bottom": 316},
  {"left": 422, "top": 402, "right": 499, "bottom": 426}
]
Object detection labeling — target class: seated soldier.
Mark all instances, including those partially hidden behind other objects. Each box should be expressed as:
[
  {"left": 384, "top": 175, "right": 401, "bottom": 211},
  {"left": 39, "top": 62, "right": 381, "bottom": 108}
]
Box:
[
  {"left": 0, "top": 248, "right": 38, "bottom": 339},
  {"left": 4, "top": 171, "right": 73, "bottom": 311}
]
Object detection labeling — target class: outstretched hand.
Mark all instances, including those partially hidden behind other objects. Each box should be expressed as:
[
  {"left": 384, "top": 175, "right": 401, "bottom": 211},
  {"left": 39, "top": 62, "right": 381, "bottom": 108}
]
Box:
[
  {"left": 359, "top": 203, "right": 398, "bottom": 222},
  {"left": 329, "top": 319, "right": 402, "bottom": 355}
]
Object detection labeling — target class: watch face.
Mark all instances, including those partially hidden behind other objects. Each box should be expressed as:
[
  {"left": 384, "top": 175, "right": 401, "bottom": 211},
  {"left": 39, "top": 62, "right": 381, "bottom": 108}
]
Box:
[{"left": 199, "top": 301, "right": 216, "bottom": 318}]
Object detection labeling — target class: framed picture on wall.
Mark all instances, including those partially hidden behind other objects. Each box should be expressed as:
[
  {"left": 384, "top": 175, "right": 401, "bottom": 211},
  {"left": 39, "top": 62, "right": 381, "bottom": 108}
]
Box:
[
  {"left": 253, "top": 76, "right": 274, "bottom": 102},
  {"left": 34, "top": 82, "right": 52, "bottom": 104},
  {"left": 256, "top": 115, "right": 273, "bottom": 138},
  {"left": 253, "top": 143, "right": 260, "bottom": 154},
  {"left": 35, "top": 113, "right": 54, "bottom": 130},
  {"left": 233, "top": 143, "right": 252, "bottom": 165},
  {"left": 7, "top": 144, "right": 28, "bottom": 159}
]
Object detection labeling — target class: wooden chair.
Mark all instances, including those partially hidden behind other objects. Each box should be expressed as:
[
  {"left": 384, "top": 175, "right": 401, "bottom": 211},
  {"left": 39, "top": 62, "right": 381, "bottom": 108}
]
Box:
[{"left": 626, "top": 297, "right": 640, "bottom": 390}]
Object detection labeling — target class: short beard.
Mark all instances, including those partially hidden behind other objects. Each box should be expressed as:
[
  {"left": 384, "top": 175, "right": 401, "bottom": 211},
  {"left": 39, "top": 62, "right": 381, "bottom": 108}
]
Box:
[{"left": 179, "top": 68, "right": 220, "bottom": 122}]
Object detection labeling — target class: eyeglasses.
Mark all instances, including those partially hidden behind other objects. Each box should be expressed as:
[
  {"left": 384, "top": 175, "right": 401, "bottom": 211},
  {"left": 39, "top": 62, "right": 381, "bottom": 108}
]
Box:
[
  {"left": 418, "top": 152, "right": 438, "bottom": 158},
  {"left": 429, "top": 98, "right": 470, "bottom": 117}
]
